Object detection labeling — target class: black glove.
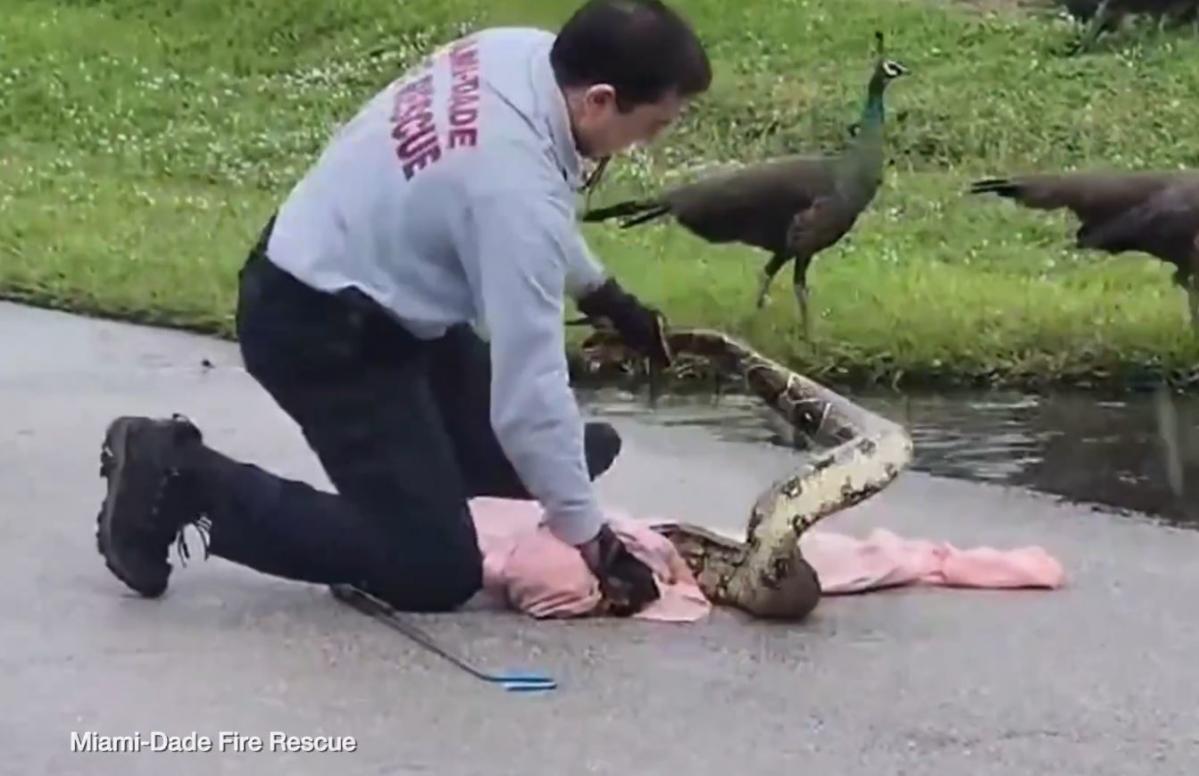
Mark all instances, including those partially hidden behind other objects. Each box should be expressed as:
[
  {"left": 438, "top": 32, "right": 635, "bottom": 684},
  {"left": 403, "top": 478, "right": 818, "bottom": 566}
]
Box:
[
  {"left": 580, "top": 523, "right": 661, "bottom": 616},
  {"left": 576, "top": 278, "right": 672, "bottom": 368}
]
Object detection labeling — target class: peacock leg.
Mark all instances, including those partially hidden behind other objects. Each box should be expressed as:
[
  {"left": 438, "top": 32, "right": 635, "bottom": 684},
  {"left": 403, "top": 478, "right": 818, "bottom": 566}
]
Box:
[
  {"left": 756, "top": 250, "right": 789, "bottom": 308},
  {"left": 1188, "top": 245, "right": 1199, "bottom": 335},
  {"left": 1187, "top": 277, "right": 1199, "bottom": 337},
  {"left": 793, "top": 257, "right": 812, "bottom": 338},
  {"left": 1189, "top": 282, "right": 1199, "bottom": 335}
]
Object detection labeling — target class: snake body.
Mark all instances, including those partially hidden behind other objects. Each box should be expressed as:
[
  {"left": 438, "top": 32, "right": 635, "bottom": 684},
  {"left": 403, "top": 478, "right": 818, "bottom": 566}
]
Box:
[{"left": 578, "top": 328, "right": 915, "bottom": 620}]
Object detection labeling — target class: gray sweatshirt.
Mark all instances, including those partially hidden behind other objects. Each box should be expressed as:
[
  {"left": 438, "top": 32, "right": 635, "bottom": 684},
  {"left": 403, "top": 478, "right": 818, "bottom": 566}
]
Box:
[{"left": 265, "top": 27, "right": 611, "bottom": 545}]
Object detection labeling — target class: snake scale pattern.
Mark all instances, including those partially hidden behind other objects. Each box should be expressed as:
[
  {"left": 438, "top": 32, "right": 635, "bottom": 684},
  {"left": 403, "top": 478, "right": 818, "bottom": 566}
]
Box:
[{"left": 578, "top": 327, "right": 915, "bottom": 620}]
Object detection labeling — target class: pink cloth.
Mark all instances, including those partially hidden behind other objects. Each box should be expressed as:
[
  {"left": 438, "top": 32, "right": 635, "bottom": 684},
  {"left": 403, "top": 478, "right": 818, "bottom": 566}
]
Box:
[
  {"left": 473, "top": 497, "right": 711, "bottom": 621},
  {"left": 469, "top": 498, "right": 1066, "bottom": 621},
  {"left": 797, "top": 529, "right": 1066, "bottom": 594}
]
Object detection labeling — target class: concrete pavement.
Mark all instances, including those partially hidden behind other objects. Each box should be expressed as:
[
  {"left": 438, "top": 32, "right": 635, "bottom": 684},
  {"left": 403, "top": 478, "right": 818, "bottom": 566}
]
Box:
[{"left": 3, "top": 301, "right": 1198, "bottom": 775}]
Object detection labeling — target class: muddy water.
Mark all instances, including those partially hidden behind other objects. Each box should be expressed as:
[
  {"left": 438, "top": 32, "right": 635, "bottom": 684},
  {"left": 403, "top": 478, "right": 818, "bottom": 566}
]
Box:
[{"left": 577, "top": 386, "right": 1199, "bottom": 529}]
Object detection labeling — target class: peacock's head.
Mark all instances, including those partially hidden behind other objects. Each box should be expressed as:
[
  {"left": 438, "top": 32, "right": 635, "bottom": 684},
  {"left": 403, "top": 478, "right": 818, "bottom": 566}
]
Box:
[
  {"left": 880, "top": 59, "right": 909, "bottom": 81},
  {"left": 871, "top": 31, "right": 909, "bottom": 87}
]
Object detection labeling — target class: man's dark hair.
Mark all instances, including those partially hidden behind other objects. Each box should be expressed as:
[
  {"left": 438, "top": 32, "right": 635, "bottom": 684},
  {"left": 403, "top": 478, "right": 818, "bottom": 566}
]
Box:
[{"left": 551, "top": 0, "right": 712, "bottom": 111}]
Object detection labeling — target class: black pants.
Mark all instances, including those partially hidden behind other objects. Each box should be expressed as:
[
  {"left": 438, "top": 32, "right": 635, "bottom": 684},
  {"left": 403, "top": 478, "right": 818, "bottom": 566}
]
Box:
[{"left": 199, "top": 225, "right": 621, "bottom": 611}]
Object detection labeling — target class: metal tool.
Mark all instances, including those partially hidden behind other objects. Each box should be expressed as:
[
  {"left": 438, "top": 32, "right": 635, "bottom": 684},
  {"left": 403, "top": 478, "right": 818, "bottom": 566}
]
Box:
[{"left": 330, "top": 584, "right": 557, "bottom": 693}]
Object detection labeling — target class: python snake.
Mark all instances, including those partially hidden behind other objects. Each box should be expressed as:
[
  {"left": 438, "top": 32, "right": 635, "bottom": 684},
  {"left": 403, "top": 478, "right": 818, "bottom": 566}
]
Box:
[{"left": 577, "top": 327, "right": 914, "bottom": 620}]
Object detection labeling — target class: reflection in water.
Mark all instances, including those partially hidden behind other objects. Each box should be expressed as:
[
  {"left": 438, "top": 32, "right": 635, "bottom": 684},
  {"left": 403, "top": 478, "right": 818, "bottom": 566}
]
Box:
[{"left": 578, "top": 386, "right": 1199, "bottom": 529}]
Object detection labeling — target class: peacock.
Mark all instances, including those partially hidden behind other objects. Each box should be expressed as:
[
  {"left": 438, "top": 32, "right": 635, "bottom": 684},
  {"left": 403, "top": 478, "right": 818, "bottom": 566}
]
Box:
[
  {"left": 968, "top": 170, "right": 1199, "bottom": 331},
  {"left": 580, "top": 32, "right": 909, "bottom": 337},
  {"left": 1060, "top": 0, "right": 1199, "bottom": 53}
]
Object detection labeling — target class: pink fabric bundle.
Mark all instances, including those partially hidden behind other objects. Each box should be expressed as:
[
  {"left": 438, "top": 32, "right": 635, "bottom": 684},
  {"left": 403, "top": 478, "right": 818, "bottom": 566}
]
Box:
[
  {"left": 797, "top": 528, "right": 1067, "bottom": 594},
  {"left": 469, "top": 497, "right": 1066, "bottom": 622},
  {"left": 474, "top": 497, "right": 711, "bottom": 621}
]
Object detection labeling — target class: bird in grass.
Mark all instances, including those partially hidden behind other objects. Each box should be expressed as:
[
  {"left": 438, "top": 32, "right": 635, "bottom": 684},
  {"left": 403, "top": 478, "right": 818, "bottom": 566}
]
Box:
[
  {"left": 1060, "top": 0, "right": 1199, "bottom": 53},
  {"left": 968, "top": 170, "right": 1199, "bottom": 331},
  {"left": 580, "top": 32, "right": 909, "bottom": 337}
]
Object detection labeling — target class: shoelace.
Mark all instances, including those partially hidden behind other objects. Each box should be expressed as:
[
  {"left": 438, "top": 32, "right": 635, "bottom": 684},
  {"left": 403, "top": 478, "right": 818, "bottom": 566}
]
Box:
[
  {"left": 161, "top": 413, "right": 212, "bottom": 566},
  {"left": 173, "top": 516, "right": 212, "bottom": 567},
  {"left": 151, "top": 464, "right": 211, "bottom": 567}
]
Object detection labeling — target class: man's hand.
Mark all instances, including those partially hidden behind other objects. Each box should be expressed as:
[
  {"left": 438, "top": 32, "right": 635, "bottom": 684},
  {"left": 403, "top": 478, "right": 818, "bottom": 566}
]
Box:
[
  {"left": 575, "top": 278, "right": 672, "bottom": 368},
  {"left": 579, "top": 523, "right": 661, "bottom": 616}
]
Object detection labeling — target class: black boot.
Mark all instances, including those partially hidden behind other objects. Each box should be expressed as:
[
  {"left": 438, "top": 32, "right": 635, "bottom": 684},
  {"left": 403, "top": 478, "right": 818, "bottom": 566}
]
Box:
[{"left": 95, "top": 414, "right": 211, "bottom": 597}]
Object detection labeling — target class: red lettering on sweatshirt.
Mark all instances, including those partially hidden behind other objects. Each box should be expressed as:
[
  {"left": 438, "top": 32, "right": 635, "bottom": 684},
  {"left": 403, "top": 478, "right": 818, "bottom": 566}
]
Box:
[
  {"left": 389, "top": 73, "right": 443, "bottom": 179},
  {"left": 387, "top": 37, "right": 482, "bottom": 178},
  {"left": 447, "top": 39, "right": 480, "bottom": 149}
]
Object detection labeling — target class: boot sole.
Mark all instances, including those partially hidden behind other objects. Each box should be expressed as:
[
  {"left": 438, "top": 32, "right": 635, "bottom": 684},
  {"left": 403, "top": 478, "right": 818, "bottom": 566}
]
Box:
[{"left": 96, "top": 418, "right": 169, "bottom": 598}]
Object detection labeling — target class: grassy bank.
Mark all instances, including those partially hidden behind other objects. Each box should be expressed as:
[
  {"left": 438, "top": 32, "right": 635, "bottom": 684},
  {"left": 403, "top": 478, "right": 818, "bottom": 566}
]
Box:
[{"left": 3, "top": 0, "right": 1199, "bottom": 390}]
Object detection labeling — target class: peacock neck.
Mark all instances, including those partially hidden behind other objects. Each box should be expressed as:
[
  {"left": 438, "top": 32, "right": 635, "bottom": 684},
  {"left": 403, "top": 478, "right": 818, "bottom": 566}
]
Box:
[
  {"left": 858, "top": 73, "right": 887, "bottom": 134},
  {"left": 835, "top": 71, "right": 888, "bottom": 193}
]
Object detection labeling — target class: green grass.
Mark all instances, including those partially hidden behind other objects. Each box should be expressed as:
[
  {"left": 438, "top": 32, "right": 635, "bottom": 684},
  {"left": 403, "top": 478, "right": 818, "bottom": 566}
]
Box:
[{"left": 3, "top": 0, "right": 1199, "bottom": 390}]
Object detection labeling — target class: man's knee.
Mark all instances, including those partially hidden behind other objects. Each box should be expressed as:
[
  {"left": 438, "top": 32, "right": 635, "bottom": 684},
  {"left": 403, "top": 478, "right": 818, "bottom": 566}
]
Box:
[
  {"left": 427, "top": 541, "right": 484, "bottom": 611},
  {"left": 584, "top": 421, "right": 622, "bottom": 480},
  {"left": 371, "top": 532, "right": 484, "bottom": 612}
]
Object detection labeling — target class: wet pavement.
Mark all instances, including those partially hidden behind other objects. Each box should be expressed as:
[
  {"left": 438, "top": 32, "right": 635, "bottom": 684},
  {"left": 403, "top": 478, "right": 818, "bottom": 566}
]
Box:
[
  {"left": 581, "top": 384, "right": 1199, "bottom": 529},
  {"left": 3, "top": 300, "right": 1199, "bottom": 775}
]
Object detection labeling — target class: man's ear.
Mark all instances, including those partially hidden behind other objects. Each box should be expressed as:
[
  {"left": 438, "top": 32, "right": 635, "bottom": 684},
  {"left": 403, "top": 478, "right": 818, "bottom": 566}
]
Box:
[{"left": 582, "top": 83, "right": 617, "bottom": 112}]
